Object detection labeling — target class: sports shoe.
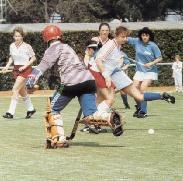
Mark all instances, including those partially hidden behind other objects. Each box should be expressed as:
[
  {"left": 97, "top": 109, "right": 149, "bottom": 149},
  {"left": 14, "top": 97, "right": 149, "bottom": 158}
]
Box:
[
  {"left": 3, "top": 112, "right": 13, "bottom": 119},
  {"left": 125, "top": 104, "right": 130, "bottom": 109},
  {"left": 162, "top": 92, "right": 175, "bottom": 104},
  {"left": 25, "top": 109, "right": 36, "bottom": 119},
  {"left": 99, "top": 128, "right": 108, "bottom": 133},
  {"left": 56, "top": 140, "right": 70, "bottom": 148},
  {"left": 133, "top": 105, "right": 140, "bottom": 117},
  {"left": 80, "top": 126, "right": 90, "bottom": 132},
  {"left": 88, "top": 125, "right": 107, "bottom": 134},
  {"left": 110, "top": 111, "right": 123, "bottom": 136},
  {"left": 45, "top": 138, "right": 69, "bottom": 149},
  {"left": 137, "top": 111, "right": 147, "bottom": 118},
  {"left": 88, "top": 126, "right": 100, "bottom": 134}
]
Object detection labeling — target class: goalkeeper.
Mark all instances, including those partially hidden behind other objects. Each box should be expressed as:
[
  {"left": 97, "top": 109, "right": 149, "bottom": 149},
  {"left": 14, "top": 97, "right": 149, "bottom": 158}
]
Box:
[{"left": 26, "top": 25, "right": 124, "bottom": 148}]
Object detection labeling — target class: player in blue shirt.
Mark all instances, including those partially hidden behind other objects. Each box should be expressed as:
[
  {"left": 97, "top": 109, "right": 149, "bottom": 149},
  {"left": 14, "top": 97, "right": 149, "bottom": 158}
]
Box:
[{"left": 128, "top": 27, "right": 162, "bottom": 118}]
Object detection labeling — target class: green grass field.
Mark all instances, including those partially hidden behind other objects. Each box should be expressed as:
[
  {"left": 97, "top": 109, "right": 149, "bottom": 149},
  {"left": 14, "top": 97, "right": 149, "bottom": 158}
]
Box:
[{"left": 0, "top": 93, "right": 183, "bottom": 181}]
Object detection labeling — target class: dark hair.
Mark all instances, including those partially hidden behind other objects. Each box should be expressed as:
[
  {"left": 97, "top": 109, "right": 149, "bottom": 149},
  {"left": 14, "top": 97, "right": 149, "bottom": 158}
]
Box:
[
  {"left": 98, "top": 22, "right": 113, "bottom": 39},
  {"left": 138, "top": 27, "right": 154, "bottom": 42},
  {"left": 99, "top": 22, "right": 110, "bottom": 31}
]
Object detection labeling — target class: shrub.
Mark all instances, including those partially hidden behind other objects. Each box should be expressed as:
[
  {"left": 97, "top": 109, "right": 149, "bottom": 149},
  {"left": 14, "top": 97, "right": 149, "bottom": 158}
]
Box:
[{"left": 0, "top": 30, "right": 182, "bottom": 90}]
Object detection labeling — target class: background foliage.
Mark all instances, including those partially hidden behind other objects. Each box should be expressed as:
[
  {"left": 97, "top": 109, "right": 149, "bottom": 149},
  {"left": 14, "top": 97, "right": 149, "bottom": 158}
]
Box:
[
  {"left": 0, "top": 29, "right": 182, "bottom": 90},
  {"left": 4, "top": 0, "right": 183, "bottom": 23}
]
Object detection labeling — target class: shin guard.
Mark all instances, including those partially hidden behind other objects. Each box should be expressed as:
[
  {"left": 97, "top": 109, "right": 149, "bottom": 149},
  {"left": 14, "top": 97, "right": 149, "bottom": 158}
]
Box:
[
  {"left": 44, "top": 98, "right": 69, "bottom": 149},
  {"left": 79, "top": 110, "right": 124, "bottom": 136}
]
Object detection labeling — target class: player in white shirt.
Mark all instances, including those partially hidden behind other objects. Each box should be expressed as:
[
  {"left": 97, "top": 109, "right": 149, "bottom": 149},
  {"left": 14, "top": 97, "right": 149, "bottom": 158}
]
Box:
[
  {"left": 2, "top": 27, "right": 36, "bottom": 119},
  {"left": 172, "top": 55, "right": 182, "bottom": 92},
  {"left": 88, "top": 23, "right": 114, "bottom": 108},
  {"left": 95, "top": 26, "right": 175, "bottom": 115},
  {"left": 81, "top": 23, "right": 115, "bottom": 133}
]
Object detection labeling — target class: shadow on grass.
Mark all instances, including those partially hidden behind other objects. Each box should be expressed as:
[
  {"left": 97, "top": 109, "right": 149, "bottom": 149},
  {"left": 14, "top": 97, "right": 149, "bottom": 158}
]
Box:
[
  {"left": 146, "top": 114, "right": 160, "bottom": 117},
  {"left": 1, "top": 117, "right": 36, "bottom": 121},
  {"left": 71, "top": 141, "right": 125, "bottom": 148},
  {"left": 131, "top": 114, "right": 160, "bottom": 118},
  {"left": 126, "top": 128, "right": 177, "bottom": 131},
  {"left": 31, "top": 142, "right": 125, "bottom": 149},
  {"left": 114, "top": 108, "right": 160, "bottom": 117}
]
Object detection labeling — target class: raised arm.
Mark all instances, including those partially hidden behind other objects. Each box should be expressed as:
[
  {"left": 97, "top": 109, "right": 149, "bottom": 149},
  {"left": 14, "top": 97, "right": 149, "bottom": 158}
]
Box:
[{"left": 26, "top": 44, "right": 61, "bottom": 88}]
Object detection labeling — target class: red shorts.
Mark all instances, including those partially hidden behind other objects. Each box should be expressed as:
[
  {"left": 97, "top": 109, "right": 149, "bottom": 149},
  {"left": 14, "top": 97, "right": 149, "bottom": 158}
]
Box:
[
  {"left": 89, "top": 68, "right": 115, "bottom": 89},
  {"left": 13, "top": 65, "right": 32, "bottom": 79}
]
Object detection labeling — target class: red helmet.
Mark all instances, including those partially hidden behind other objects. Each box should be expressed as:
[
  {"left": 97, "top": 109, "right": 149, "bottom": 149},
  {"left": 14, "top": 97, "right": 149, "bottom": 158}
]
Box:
[{"left": 42, "top": 25, "right": 62, "bottom": 42}]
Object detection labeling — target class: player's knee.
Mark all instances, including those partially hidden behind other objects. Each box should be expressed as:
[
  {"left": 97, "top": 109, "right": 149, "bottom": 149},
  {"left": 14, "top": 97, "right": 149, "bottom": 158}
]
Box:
[
  {"left": 135, "top": 94, "right": 144, "bottom": 102},
  {"left": 94, "top": 111, "right": 110, "bottom": 120},
  {"left": 105, "top": 98, "right": 114, "bottom": 107},
  {"left": 11, "top": 90, "right": 19, "bottom": 99}
]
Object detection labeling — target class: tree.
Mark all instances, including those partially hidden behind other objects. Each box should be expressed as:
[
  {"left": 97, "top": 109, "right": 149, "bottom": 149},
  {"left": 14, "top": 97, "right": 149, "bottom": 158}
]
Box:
[
  {"left": 87, "top": 0, "right": 131, "bottom": 21},
  {"left": 128, "top": 0, "right": 168, "bottom": 21},
  {"left": 57, "top": 0, "right": 100, "bottom": 22},
  {"left": 4, "top": 0, "right": 183, "bottom": 23},
  {"left": 167, "top": 0, "right": 183, "bottom": 16},
  {"left": 6, "top": 0, "right": 59, "bottom": 23},
  {"left": 128, "top": 0, "right": 182, "bottom": 21}
]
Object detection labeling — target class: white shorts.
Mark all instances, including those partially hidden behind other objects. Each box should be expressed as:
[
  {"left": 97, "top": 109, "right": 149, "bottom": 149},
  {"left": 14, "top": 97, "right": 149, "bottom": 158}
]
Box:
[
  {"left": 133, "top": 71, "right": 158, "bottom": 81},
  {"left": 111, "top": 69, "right": 133, "bottom": 91}
]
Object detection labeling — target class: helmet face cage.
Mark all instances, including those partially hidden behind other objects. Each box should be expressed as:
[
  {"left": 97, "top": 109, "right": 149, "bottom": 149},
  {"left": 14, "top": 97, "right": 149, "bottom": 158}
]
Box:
[{"left": 42, "top": 25, "right": 62, "bottom": 42}]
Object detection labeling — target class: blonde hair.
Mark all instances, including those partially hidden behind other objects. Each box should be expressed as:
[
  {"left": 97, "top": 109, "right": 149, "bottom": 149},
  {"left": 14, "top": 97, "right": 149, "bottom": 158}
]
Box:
[
  {"left": 13, "top": 26, "right": 25, "bottom": 37},
  {"left": 115, "top": 26, "right": 130, "bottom": 37},
  {"left": 175, "top": 55, "right": 181, "bottom": 61}
]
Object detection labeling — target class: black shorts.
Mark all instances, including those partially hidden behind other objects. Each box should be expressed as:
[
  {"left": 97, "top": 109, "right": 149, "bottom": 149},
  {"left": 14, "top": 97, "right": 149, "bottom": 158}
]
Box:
[{"left": 62, "top": 80, "right": 96, "bottom": 97}]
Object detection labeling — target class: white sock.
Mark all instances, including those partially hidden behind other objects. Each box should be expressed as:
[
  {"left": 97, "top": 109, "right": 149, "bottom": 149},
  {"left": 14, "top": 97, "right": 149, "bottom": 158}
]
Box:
[
  {"left": 93, "top": 111, "right": 110, "bottom": 122},
  {"left": 97, "top": 101, "right": 110, "bottom": 112},
  {"left": 23, "top": 96, "right": 34, "bottom": 111},
  {"left": 8, "top": 97, "right": 18, "bottom": 115}
]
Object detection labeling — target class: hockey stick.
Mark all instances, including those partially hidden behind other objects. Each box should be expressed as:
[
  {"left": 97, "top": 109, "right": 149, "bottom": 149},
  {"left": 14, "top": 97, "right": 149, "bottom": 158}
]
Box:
[
  {"left": 91, "top": 55, "right": 151, "bottom": 72},
  {"left": 125, "top": 57, "right": 154, "bottom": 70},
  {"left": 0, "top": 69, "right": 12, "bottom": 74},
  {"left": 66, "top": 108, "right": 83, "bottom": 140},
  {"left": 126, "top": 57, "right": 146, "bottom": 66}
]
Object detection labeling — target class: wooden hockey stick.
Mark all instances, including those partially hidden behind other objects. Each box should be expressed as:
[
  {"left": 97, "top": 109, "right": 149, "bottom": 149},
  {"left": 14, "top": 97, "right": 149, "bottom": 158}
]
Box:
[
  {"left": 0, "top": 69, "right": 12, "bottom": 74},
  {"left": 66, "top": 108, "right": 83, "bottom": 140}
]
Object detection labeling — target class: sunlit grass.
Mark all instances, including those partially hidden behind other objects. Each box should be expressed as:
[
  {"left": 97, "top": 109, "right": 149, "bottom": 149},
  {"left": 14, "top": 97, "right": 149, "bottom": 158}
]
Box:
[{"left": 0, "top": 92, "right": 182, "bottom": 181}]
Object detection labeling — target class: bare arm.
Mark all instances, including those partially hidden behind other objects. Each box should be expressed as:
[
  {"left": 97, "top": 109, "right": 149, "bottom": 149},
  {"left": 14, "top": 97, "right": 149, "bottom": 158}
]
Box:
[
  {"left": 2, "top": 56, "right": 14, "bottom": 73},
  {"left": 95, "top": 58, "right": 105, "bottom": 74},
  {"left": 84, "top": 50, "right": 90, "bottom": 67},
  {"left": 19, "top": 55, "right": 36, "bottom": 72},
  {"left": 96, "top": 58, "right": 111, "bottom": 88},
  {"left": 122, "top": 64, "right": 129, "bottom": 71},
  {"left": 153, "top": 57, "right": 162, "bottom": 64},
  {"left": 25, "top": 55, "right": 36, "bottom": 67},
  {"left": 144, "top": 57, "right": 162, "bottom": 68}
]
